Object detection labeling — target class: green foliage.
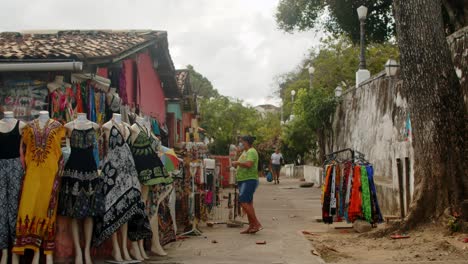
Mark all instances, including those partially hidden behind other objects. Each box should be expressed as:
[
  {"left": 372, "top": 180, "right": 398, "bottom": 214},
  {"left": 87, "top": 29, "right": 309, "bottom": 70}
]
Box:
[
  {"left": 276, "top": 0, "right": 394, "bottom": 43},
  {"left": 281, "top": 115, "right": 318, "bottom": 163},
  {"left": 277, "top": 36, "right": 398, "bottom": 164},
  {"left": 199, "top": 97, "right": 281, "bottom": 157},
  {"left": 187, "top": 65, "right": 220, "bottom": 98},
  {"left": 277, "top": 36, "right": 399, "bottom": 104}
]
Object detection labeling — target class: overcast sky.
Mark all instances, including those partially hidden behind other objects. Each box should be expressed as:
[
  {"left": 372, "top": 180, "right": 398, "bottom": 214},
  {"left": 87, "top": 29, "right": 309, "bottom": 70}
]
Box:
[{"left": 1, "top": 0, "right": 321, "bottom": 106}]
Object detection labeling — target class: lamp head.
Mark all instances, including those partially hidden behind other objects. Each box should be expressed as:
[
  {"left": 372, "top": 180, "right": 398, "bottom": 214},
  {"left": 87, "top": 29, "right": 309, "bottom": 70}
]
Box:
[
  {"left": 335, "top": 86, "right": 343, "bottom": 97},
  {"left": 291, "top": 90, "right": 296, "bottom": 96},
  {"left": 385, "top": 59, "right": 399, "bottom": 77},
  {"left": 308, "top": 66, "right": 315, "bottom": 75},
  {"left": 357, "top": 5, "right": 368, "bottom": 21}
]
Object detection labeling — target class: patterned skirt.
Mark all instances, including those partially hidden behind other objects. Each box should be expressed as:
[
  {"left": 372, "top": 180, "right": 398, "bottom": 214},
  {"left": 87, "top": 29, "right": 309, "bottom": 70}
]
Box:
[{"left": 0, "top": 158, "right": 24, "bottom": 249}]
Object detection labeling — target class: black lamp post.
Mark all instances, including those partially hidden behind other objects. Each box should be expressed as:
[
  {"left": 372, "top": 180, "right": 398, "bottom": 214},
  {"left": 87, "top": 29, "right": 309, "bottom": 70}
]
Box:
[{"left": 357, "top": 5, "right": 368, "bottom": 70}]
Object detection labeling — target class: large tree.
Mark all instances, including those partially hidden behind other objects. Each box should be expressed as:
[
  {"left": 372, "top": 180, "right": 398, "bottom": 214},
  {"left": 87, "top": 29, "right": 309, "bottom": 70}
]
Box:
[
  {"left": 393, "top": 0, "right": 466, "bottom": 228},
  {"left": 276, "top": 0, "right": 394, "bottom": 43},
  {"left": 276, "top": 0, "right": 468, "bottom": 43},
  {"left": 186, "top": 65, "right": 219, "bottom": 98}
]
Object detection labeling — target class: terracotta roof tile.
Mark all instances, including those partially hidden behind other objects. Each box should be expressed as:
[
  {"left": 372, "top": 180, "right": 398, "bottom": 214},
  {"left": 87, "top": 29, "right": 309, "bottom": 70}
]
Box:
[{"left": 0, "top": 30, "right": 162, "bottom": 60}]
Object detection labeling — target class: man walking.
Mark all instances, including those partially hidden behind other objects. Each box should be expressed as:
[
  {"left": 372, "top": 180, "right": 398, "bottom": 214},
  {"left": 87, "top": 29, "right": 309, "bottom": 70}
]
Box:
[{"left": 270, "top": 148, "right": 283, "bottom": 184}]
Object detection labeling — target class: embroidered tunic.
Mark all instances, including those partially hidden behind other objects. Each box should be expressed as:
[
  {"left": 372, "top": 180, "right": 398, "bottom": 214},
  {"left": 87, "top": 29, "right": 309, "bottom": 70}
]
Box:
[{"left": 13, "top": 120, "right": 65, "bottom": 255}]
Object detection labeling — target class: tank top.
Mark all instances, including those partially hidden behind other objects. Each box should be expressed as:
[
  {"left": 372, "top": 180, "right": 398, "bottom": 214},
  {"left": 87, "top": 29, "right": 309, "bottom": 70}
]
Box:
[{"left": 0, "top": 120, "right": 21, "bottom": 159}]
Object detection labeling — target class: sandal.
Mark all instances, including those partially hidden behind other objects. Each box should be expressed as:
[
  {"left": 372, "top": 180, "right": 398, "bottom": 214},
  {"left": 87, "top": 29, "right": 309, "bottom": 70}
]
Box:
[
  {"left": 240, "top": 227, "right": 253, "bottom": 234},
  {"left": 249, "top": 226, "right": 263, "bottom": 234}
]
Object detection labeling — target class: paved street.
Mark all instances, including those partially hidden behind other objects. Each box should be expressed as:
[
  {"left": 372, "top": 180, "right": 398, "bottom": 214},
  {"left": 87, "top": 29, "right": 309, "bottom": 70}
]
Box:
[{"left": 147, "top": 178, "right": 324, "bottom": 264}]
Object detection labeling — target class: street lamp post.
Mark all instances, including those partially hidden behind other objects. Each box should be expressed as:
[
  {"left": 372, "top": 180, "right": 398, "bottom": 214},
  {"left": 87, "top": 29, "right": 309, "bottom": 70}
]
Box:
[
  {"left": 290, "top": 90, "right": 296, "bottom": 121},
  {"left": 356, "top": 5, "right": 371, "bottom": 87},
  {"left": 308, "top": 66, "right": 315, "bottom": 90},
  {"left": 358, "top": 6, "right": 367, "bottom": 70}
]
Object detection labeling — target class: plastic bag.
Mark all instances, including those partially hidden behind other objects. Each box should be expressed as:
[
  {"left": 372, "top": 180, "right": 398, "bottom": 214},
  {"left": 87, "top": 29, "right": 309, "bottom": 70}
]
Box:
[{"left": 266, "top": 171, "right": 273, "bottom": 182}]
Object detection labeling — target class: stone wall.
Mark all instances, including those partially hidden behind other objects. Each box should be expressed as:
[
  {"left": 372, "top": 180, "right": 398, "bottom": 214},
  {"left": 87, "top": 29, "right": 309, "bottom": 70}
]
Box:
[
  {"left": 328, "top": 72, "right": 411, "bottom": 216},
  {"left": 326, "top": 26, "right": 468, "bottom": 217}
]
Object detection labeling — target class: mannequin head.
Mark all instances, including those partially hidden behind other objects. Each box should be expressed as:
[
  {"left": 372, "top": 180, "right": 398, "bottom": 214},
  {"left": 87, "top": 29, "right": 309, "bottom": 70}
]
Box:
[
  {"left": 112, "top": 113, "right": 122, "bottom": 124},
  {"left": 54, "top": 75, "right": 65, "bottom": 84},
  {"left": 76, "top": 113, "right": 87, "bottom": 121},
  {"left": 38, "top": 111, "right": 50, "bottom": 123},
  {"left": 3, "top": 111, "right": 14, "bottom": 119},
  {"left": 136, "top": 116, "right": 145, "bottom": 125}
]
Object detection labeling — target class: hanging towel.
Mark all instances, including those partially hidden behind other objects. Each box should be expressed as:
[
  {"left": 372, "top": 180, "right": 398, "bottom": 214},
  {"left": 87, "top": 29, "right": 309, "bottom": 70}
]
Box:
[
  {"left": 361, "top": 166, "right": 372, "bottom": 222},
  {"left": 344, "top": 163, "right": 354, "bottom": 222},
  {"left": 151, "top": 119, "right": 161, "bottom": 136},
  {"left": 340, "top": 161, "right": 352, "bottom": 218},
  {"left": 330, "top": 165, "right": 337, "bottom": 216},
  {"left": 322, "top": 165, "right": 333, "bottom": 224},
  {"left": 348, "top": 165, "right": 362, "bottom": 222},
  {"left": 366, "top": 165, "right": 384, "bottom": 223}
]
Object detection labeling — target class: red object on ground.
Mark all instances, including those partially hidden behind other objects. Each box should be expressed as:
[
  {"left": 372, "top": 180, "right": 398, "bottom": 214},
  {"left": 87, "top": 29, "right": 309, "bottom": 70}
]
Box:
[
  {"left": 462, "top": 237, "right": 468, "bottom": 243},
  {"left": 390, "top": 234, "right": 411, "bottom": 239},
  {"left": 302, "top": 230, "right": 320, "bottom": 236}
]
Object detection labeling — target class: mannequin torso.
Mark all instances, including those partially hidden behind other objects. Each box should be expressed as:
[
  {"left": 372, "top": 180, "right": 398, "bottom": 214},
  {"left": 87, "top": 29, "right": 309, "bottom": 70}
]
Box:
[
  {"left": 37, "top": 111, "right": 51, "bottom": 129},
  {"left": 0, "top": 112, "right": 26, "bottom": 134},
  {"left": 47, "top": 76, "right": 71, "bottom": 93},
  {"left": 130, "top": 117, "right": 150, "bottom": 144},
  {"left": 103, "top": 114, "right": 130, "bottom": 143},
  {"left": 65, "top": 113, "right": 99, "bottom": 136}
]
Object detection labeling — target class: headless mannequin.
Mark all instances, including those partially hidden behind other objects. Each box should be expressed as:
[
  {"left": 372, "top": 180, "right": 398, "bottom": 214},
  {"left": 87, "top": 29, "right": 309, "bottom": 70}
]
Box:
[
  {"left": 150, "top": 184, "right": 173, "bottom": 256},
  {"left": 47, "top": 75, "right": 71, "bottom": 93},
  {"left": 128, "top": 117, "right": 150, "bottom": 261},
  {"left": 0, "top": 112, "right": 25, "bottom": 264},
  {"left": 64, "top": 113, "right": 99, "bottom": 264},
  {"left": 12, "top": 111, "right": 54, "bottom": 264},
  {"left": 130, "top": 117, "right": 169, "bottom": 256},
  {"left": 102, "top": 114, "right": 134, "bottom": 262}
]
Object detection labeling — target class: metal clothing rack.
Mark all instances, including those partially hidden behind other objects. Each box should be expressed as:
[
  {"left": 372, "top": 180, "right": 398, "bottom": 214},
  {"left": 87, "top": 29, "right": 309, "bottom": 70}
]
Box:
[
  {"left": 180, "top": 162, "right": 203, "bottom": 237},
  {"left": 324, "top": 148, "right": 367, "bottom": 164}
]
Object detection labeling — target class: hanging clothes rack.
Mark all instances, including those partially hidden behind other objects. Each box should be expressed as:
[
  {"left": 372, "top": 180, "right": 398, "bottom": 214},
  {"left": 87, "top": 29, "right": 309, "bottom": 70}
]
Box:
[{"left": 322, "top": 148, "right": 383, "bottom": 226}]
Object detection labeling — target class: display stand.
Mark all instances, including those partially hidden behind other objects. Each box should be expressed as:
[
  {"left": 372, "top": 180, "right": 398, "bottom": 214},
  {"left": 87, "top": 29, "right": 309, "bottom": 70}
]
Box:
[{"left": 180, "top": 162, "right": 203, "bottom": 237}]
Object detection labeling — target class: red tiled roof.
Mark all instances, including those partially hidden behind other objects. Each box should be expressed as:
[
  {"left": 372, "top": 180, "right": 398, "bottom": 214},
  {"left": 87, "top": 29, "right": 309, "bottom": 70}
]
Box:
[{"left": 0, "top": 30, "right": 164, "bottom": 60}]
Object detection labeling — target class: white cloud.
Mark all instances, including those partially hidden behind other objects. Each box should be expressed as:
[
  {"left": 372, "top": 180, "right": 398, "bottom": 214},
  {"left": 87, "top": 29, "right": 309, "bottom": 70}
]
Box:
[{"left": 0, "top": 0, "right": 322, "bottom": 106}]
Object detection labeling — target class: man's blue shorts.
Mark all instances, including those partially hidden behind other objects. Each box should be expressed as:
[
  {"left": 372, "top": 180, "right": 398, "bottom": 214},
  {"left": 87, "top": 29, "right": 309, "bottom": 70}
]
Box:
[{"left": 238, "top": 179, "right": 259, "bottom": 203}]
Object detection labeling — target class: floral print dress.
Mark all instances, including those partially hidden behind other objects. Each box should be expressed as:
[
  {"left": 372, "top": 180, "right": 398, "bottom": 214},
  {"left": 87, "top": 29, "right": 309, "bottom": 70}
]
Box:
[{"left": 92, "top": 125, "right": 151, "bottom": 246}]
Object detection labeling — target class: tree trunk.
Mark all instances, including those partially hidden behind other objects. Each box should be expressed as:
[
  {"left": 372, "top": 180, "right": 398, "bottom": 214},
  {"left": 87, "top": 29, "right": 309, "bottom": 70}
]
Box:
[{"left": 393, "top": 0, "right": 466, "bottom": 229}]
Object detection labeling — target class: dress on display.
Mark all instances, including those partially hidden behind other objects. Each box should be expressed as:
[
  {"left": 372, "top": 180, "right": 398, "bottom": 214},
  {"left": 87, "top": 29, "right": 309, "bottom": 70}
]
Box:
[
  {"left": 58, "top": 125, "right": 104, "bottom": 219},
  {"left": 92, "top": 125, "right": 151, "bottom": 246},
  {"left": 13, "top": 120, "right": 66, "bottom": 255},
  {"left": 0, "top": 121, "right": 24, "bottom": 250},
  {"left": 149, "top": 185, "right": 176, "bottom": 246},
  {"left": 130, "top": 123, "right": 170, "bottom": 186}
]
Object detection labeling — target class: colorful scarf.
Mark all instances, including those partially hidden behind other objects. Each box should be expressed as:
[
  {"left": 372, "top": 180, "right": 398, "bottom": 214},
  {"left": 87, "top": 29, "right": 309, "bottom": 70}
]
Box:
[
  {"left": 366, "top": 165, "right": 384, "bottom": 223},
  {"left": 322, "top": 165, "right": 334, "bottom": 224},
  {"left": 340, "top": 161, "right": 352, "bottom": 218},
  {"left": 360, "top": 166, "right": 372, "bottom": 222},
  {"left": 348, "top": 165, "right": 362, "bottom": 222}
]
